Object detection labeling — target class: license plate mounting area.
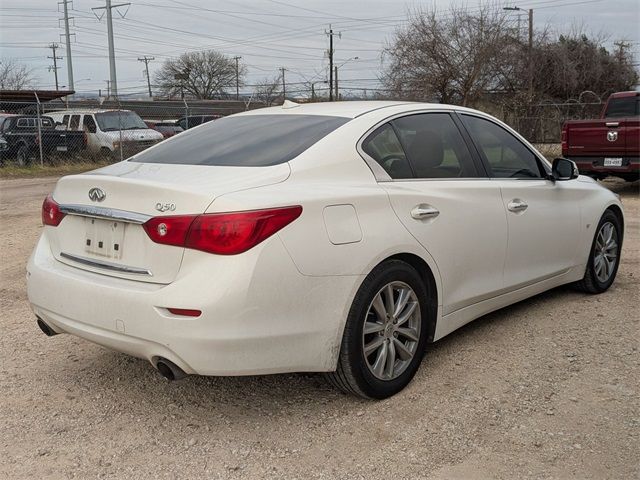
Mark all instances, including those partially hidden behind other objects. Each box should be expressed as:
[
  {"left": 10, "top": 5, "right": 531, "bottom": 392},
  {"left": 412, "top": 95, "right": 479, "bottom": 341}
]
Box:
[{"left": 85, "top": 218, "right": 126, "bottom": 259}]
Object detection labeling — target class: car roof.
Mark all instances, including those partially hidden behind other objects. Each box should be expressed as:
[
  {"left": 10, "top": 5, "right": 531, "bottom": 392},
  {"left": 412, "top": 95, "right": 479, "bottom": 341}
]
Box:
[
  {"left": 48, "top": 109, "right": 133, "bottom": 114},
  {"left": 238, "top": 100, "right": 464, "bottom": 119},
  {"left": 609, "top": 91, "right": 639, "bottom": 99}
]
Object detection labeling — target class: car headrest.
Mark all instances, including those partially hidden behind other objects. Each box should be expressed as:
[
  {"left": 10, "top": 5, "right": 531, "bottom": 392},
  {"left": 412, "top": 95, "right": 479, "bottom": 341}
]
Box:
[{"left": 407, "top": 130, "right": 444, "bottom": 174}]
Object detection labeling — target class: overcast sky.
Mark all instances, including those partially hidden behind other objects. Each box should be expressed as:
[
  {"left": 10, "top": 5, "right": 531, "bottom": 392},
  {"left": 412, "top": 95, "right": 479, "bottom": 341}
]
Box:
[{"left": 1, "top": 0, "right": 638, "bottom": 97}]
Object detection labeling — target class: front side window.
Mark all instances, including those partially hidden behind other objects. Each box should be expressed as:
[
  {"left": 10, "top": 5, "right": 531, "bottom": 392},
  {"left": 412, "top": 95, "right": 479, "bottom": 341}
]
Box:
[
  {"left": 461, "top": 115, "right": 542, "bottom": 179},
  {"left": 83, "top": 115, "right": 97, "bottom": 133},
  {"left": 131, "top": 114, "right": 350, "bottom": 167},
  {"left": 392, "top": 113, "right": 479, "bottom": 178},
  {"left": 361, "top": 123, "right": 413, "bottom": 178}
]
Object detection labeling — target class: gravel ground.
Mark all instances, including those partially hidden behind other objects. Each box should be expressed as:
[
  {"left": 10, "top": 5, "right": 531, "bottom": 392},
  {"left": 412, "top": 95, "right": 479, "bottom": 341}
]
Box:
[{"left": 0, "top": 176, "right": 638, "bottom": 480}]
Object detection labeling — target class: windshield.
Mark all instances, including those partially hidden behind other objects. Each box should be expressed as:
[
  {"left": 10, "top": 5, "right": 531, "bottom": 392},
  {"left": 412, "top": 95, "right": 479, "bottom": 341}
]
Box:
[
  {"left": 96, "top": 111, "right": 148, "bottom": 131},
  {"left": 131, "top": 114, "right": 350, "bottom": 166}
]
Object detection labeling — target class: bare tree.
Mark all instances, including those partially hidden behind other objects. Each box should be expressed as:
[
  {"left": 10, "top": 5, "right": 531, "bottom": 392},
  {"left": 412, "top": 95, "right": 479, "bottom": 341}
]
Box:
[
  {"left": 154, "top": 50, "right": 245, "bottom": 99},
  {"left": 253, "top": 76, "right": 282, "bottom": 106},
  {"left": 383, "top": 5, "right": 515, "bottom": 106},
  {"left": 0, "top": 59, "right": 34, "bottom": 90}
]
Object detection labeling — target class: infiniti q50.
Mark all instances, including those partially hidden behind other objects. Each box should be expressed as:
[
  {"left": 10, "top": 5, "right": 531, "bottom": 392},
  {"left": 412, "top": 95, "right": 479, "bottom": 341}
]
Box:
[{"left": 27, "top": 101, "right": 624, "bottom": 399}]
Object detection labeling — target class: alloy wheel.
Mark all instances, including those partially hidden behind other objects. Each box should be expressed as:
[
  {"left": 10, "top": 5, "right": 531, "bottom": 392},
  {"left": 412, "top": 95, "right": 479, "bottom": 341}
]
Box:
[
  {"left": 362, "top": 281, "right": 421, "bottom": 381},
  {"left": 594, "top": 221, "right": 618, "bottom": 283}
]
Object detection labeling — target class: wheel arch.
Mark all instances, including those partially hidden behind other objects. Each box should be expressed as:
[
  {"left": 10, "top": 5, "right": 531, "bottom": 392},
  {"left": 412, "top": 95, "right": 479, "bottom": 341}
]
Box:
[
  {"left": 376, "top": 252, "right": 439, "bottom": 343},
  {"left": 606, "top": 204, "right": 624, "bottom": 235}
]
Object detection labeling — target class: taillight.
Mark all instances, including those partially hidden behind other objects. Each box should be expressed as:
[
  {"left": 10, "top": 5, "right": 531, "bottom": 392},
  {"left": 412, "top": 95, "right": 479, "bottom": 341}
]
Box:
[
  {"left": 561, "top": 123, "right": 568, "bottom": 155},
  {"left": 142, "top": 206, "right": 302, "bottom": 255},
  {"left": 42, "top": 195, "right": 65, "bottom": 226},
  {"left": 143, "top": 215, "right": 196, "bottom": 247}
]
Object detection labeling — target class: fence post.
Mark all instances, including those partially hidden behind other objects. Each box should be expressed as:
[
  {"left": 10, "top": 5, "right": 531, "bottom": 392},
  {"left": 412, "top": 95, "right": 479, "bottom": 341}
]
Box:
[
  {"left": 183, "top": 98, "right": 189, "bottom": 130},
  {"left": 34, "top": 92, "right": 44, "bottom": 167},
  {"left": 117, "top": 97, "right": 123, "bottom": 162}
]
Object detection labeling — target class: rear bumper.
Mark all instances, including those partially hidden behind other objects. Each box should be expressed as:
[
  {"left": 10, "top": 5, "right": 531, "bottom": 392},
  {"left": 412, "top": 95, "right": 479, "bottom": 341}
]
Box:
[
  {"left": 27, "top": 233, "right": 361, "bottom": 376},
  {"left": 567, "top": 156, "right": 639, "bottom": 178}
]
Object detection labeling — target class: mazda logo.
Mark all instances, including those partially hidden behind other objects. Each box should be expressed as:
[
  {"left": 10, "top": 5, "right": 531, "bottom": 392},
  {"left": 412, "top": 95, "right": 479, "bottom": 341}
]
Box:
[{"left": 88, "top": 187, "right": 106, "bottom": 202}]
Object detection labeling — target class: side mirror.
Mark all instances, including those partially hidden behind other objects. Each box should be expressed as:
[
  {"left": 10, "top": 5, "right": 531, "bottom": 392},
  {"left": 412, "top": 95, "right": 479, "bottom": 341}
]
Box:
[{"left": 551, "top": 158, "right": 579, "bottom": 181}]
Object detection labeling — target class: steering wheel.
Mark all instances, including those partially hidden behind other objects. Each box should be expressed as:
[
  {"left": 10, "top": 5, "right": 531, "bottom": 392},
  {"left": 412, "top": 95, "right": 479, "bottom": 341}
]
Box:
[{"left": 509, "top": 168, "right": 538, "bottom": 178}]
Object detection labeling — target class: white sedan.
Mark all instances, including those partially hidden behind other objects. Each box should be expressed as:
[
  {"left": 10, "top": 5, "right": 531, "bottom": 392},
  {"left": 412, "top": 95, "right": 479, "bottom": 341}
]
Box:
[{"left": 28, "top": 101, "right": 624, "bottom": 399}]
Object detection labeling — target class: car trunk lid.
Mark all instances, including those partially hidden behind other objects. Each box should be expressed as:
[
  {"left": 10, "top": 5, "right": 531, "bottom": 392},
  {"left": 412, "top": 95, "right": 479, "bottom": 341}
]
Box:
[{"left": 47, "top": 161, "right": 290, "bottom": 284}]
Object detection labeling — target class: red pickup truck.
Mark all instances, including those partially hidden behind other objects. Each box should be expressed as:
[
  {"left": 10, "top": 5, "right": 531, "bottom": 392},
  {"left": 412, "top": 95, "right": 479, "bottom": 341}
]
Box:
[{"left": 562, "top": 91, "right": 639, "bottom": 182}]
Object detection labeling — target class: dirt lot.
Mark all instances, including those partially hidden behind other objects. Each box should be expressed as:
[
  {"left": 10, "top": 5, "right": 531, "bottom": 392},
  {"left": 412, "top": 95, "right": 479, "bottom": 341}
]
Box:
[{"left": 0, "top": 176, "right": 638, "bottom": 479}]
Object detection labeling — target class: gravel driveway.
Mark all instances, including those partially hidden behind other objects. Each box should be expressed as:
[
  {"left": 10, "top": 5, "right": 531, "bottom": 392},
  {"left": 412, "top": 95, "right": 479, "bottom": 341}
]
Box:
[{"left": 1, "top": 176, "right": 638, "bottom": 479}]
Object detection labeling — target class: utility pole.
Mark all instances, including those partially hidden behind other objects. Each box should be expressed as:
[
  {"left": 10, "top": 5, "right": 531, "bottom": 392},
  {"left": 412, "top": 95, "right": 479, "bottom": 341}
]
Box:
[
  {"left": 48, "top": 43, "right": 62, "bottom": 91},
  {"left": 325, "top": 25, "right": 340, "bottom": 101},
  {"left": 280, "top": 67, "right": 286, "bottom": 99},
  {"left": 527, "top": 8, "right": 533, "bottom": 99},
  {"left": 503, "top": 6, "right": 533, "bottom": 99},
  {"left": 105, "top": 80, "right": 111, "bottom": 99},
  {"left": 93, "top": 0, "right": 131, "bottom": 99},
  {"left": 614, "top": 41, "right": 631, "bottom": 63},
  {"left": 233, "top": 56, "right": 242, "bottom": 100},
  {"left": 334, "top": 66, "right": 338, "bottom": 100},
  {"left": 138, "top": 56, "right": 154, "bottom": 97},
  {"left": 59, "top": 0, "right": 74, "bottom": 92}
]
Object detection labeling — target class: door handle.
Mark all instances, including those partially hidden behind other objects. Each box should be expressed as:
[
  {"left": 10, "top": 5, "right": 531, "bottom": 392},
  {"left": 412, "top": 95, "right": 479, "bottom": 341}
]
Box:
[
  {"left": 411, "top": 204, "right": 440, "bottom": 220},
  {"left": 507, "top": 199, "right": 528, "bottom": 213}
]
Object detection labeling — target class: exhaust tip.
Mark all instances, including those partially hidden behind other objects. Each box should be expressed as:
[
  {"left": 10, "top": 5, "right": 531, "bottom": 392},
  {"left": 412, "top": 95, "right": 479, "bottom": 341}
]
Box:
[
  {"left": 36, "top": 317, "right": 57, "bottom": 337},
  {"left": 155, "top": 358, "right": 187, "bottom": 381}
]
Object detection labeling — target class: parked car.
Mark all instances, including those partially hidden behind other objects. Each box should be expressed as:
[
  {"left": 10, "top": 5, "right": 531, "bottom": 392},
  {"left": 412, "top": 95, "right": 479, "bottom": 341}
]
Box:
[
  {"left": 176, "top": 114, "right": 221, "bottom": 130},
  {"left": 48, "top": 109, "right": 163, "bottom": 157},
  {"left": 145, "top": 121, "right": 184, "bottom": 139},
  {"left": 562, "top": 91, "right": 639, "bottom": 181},
  {"left": 28, "top": 101, "right": 624, "bottom": 399},
  {"left": 0, "top": 114, "right": 86, "bottom": 166}
]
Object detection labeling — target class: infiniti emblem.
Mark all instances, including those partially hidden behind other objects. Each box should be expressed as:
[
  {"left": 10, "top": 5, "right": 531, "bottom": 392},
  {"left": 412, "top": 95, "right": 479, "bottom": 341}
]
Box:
[{"left": 88, "top": 187, "right": 106, "bottom": 202}]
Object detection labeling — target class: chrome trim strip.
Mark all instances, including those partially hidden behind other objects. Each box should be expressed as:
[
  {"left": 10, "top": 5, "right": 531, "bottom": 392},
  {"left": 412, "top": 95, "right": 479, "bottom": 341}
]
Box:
[
  {"left": 60, "top": 252, "right": 153, "bottom": 276},
  {"left": 59, "top": 204, "right": 151, "bottom": 224}
]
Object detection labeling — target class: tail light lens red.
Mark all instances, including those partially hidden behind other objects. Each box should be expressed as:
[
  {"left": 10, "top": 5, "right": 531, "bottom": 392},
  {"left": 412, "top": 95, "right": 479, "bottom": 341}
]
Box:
[
  {"left": 142, "top": 206, "right": 302, "bottom": 255},
  {"left": 561, "top": 124, "right": 568, "bottom": 155},
  {"left": 42, "top": 195, "right": 66, "bottom": 226}
]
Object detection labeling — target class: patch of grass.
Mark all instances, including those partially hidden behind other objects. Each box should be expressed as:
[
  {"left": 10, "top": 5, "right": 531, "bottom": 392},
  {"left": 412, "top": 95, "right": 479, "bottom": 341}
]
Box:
[{"left": 0, "top": 160, "right": 112, "bottom": 179}]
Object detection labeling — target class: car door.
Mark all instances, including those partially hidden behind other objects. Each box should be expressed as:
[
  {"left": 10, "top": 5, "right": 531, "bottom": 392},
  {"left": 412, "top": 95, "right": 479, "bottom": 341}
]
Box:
[
  {"left": 362, "top": 112, "right": 508, "bottom": 315},
  {"left": 459, "top": 113, "right": 582, "bottom": 288}
]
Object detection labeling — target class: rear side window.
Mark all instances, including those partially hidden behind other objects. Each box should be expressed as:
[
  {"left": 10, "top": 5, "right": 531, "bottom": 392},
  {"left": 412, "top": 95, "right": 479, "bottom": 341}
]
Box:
[
  {"left": 461, "top": 115, "right": 542, "bottom": 179},
  {"left": 605, "top": 97, "right": 639, "bottom": 118},
  {"left": 131, "top": 114, "right": 350, "bottom": 166},
  {"left": 362, "top": 123, "right": 413, "bottom": 178}
]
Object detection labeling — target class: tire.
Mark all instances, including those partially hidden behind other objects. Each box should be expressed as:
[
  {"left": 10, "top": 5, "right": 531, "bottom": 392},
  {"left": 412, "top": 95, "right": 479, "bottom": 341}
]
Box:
[
  {"left": 16, "top": 144, "right": 31, "bottom": 167},
  {"left": 574, "top": 209, "right": 622, "bottom": 294},
  {"left": 326, "top": 260, "right": 431, "bottom": 399}
]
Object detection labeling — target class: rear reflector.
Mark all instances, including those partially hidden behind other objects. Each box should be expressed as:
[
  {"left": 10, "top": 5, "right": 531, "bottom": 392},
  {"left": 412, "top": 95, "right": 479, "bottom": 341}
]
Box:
[
  {"left": 42, "top": 195, "right": 66, "bottom": 226},
  {"left": 166, "top": 308, "right": 202, "bottom": 317},
  {"left": 142, "top": 206, "right": 302, "bottom": 255}
]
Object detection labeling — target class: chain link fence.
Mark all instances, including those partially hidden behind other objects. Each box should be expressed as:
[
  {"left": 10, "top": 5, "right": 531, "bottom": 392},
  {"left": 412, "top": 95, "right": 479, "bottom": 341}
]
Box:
[
  {"left": 0, "top": 97, "right": 264, "bottom": 167},
  {"left": 1, "top": 95, "right": 607, "bottom": 168}
]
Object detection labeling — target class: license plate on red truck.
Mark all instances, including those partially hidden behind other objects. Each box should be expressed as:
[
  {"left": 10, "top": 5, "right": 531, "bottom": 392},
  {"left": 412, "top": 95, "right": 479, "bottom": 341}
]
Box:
[{"left": 603, "top": 158, "right": 623, "bottom": 167}]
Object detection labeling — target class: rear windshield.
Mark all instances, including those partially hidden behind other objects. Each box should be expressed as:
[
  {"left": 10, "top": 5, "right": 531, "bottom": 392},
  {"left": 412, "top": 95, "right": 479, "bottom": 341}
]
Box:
[
  {"left": 131, "top": 114, "right": 350, "bottom": 166},
  {"left": 605, "top": 97, "right": 639, "bottom": 118}
]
